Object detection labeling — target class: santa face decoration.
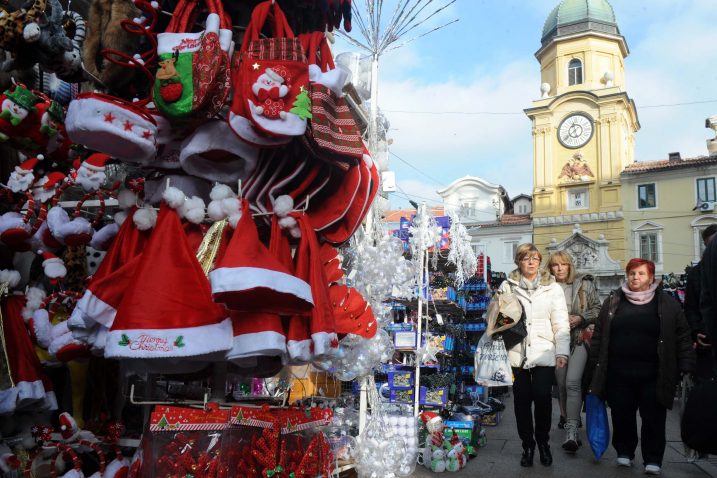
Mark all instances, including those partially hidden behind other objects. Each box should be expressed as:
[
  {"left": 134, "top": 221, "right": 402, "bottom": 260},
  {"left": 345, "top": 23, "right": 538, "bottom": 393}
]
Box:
[
  {"left": 0, "top": 98, "right": 30, "bottom": 126},
  {"left": 75, "top": 164, "right": 106, "bottom": 192},
  {"left": 252, "top": 68, "right": 289, "bottom": 119},
  {"left": 7, "top": 169, "right": 35, "bottom": 193}
]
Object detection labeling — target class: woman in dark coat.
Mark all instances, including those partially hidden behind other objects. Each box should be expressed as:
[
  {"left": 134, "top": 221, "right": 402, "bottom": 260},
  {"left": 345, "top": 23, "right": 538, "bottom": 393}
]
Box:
[{"left": 587, "top": 258, "right": 695, "bottom": 475}]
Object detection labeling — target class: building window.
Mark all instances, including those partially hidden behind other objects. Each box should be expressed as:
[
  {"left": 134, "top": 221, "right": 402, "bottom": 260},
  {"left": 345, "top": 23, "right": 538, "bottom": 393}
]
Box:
[
  {"left": 697, "top": 177, "right": 716, "bottom": 203},
  {"left": 639, "top": 233, "right": 659, "bottom": 262},
  {"left": 637, "top": 183, "right": 657, "bottom": 209},
  {"left": 503, "top": 241, "right": 519, "bottom": 262},
  {"left": 692, "top": 216, "right": 717, "bottom": 261},
  {"left": 472, "top": 244, "right": 485, "bottom": 256},
  {"left": 567, "top": 188, "right": 588, "bottom": 210},
  {"left": 568, "top": 59, "right": 583, "bottom": 86}
]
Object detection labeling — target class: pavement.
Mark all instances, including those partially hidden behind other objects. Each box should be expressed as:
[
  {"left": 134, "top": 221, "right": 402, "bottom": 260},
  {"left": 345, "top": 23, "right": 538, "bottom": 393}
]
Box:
[{"left": 412, "top": 393, "right": 716, "bottom": 478}]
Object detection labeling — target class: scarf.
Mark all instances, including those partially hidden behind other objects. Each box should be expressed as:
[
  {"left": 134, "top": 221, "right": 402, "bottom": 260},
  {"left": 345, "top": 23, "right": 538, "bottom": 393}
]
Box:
[
  {"left": 621, "top": 281, "right": 659, "bottom": 305},
  {"left": 519, "top": 275, "right": 540, "bottom": 295}
]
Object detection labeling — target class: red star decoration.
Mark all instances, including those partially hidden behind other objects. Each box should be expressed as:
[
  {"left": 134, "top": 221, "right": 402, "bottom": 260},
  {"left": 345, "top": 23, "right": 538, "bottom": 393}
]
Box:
[
  {"left": 142, "top": 130, "right": 153, "bottom": 139},
  {"left": 330, "top": 338, "right": 339, "bottom": 348},
  {"left": 123, "top": 120, "right": 134, "bottom": 131},
  {"left": 104, "top": 112, "right": 115, "bottom": 123}
]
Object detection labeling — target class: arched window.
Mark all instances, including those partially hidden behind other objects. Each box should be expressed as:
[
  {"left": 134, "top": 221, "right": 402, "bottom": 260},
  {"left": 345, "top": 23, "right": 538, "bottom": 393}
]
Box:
[{"left": 568, "top": 59, "right": 583, "bottom": 86}]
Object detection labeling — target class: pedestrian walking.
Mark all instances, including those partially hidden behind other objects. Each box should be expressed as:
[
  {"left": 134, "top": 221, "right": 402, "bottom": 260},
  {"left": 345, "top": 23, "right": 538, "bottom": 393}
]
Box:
[
  {"left": 496, "top": 243, "right": 570, "bottom": 467},
  {"left": 587, "top": 258, "right": 696, "bottom": 475},
  {"left": 699, "top": 225, "right": 717, "bottom": 375},
  {"left": 546, "top": 251, "right": 601, "bottom": 453}
]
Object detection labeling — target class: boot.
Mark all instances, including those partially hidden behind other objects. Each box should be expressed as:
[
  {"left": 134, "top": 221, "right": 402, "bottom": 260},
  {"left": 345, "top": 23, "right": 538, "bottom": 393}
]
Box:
[
  {"left": 562, "top": 423, "right": 579, "bottom": 453},
  {"left": 557, "top": 415, "right": 566, "bottom": 429},
  {"left": 538, "top": 443, "right": 553, "bottom": 466},
  {"left": 520, "top": 446, "right": 534, "bottom": 467}
]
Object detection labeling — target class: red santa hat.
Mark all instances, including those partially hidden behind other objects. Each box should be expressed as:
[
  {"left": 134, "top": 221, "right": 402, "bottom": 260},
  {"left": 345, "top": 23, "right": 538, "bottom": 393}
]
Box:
[
  {"left": 41, "top": 171, "right": 66, "bottom": 190},
  {"left": 58, "top": 412, "right": 80, "bottom": 441},
  {"left": 40, "top": 250, "right": 66, "bottom": 280},
  {"left": 209, "top": 199, "right": 314, "bottom": 315},
  {"left": 307, "top": 161, "right": 361, "bottom": 231},
  {"left": 82, "top": 153, "right": 111, "bottom": 172},
  {"left": 329, "top": 285, "right": 376, "bottom": 339},
  {"left": 105, "top": 204, "right": 232, "bottom": 362},
  {"left": 14, "top": 155, "right": 40, "bottom": 175}
]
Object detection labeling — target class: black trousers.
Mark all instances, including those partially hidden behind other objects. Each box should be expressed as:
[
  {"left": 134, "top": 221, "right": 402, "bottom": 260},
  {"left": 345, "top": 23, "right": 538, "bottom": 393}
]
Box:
[
  {"left": 606, "top": 375, "right": 667, "bottom": 466},
  {"left": 513, "top": 366, "right": 555, "bottom": 449}
]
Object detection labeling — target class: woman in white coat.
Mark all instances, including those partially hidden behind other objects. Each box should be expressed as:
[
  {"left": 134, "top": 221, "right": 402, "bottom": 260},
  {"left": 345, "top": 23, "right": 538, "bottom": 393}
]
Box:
[{"left": 496, "top": 243, "right": 570, "bottom": 467}]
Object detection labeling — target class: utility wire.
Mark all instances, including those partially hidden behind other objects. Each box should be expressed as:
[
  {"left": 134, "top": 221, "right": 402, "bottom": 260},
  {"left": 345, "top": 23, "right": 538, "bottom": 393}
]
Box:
[{"left": 390, "top": 151, "right": 446, "bottom": 187}]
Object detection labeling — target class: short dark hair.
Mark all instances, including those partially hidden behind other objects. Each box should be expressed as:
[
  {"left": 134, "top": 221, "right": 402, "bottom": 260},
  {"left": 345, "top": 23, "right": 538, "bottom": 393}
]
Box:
[{"left": 702, "top": 224, "right": 717, "bottom": 244}]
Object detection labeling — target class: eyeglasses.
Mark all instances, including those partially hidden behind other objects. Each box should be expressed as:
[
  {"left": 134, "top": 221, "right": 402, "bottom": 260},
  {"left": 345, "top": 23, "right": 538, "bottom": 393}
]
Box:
[{"left": 520, "top": 256, "right": 540, "bottom": 263}]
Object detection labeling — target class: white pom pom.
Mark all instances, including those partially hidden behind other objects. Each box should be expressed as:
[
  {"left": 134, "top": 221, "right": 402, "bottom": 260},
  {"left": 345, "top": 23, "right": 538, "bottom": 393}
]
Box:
[
  {"left": 278, "top": 216, "right": 297, "bottom": 230},
  {"left": 133, "top": 206, "right": 157, "bottom": 231},
  {"left": 221, "top": 197, "right": 240, "bottom": 216},
  {"left": 43, "top": 260, "right": 66, "bottom": 279},
  {"left": 207, "top": 201, "right": 226, "bottom": 221},
  {"left": 114, "top": 210, "right": 128, "bottom": 226},
  {"left": 117, "top": 188, "right": 137, "bottom": 209},
  {"left": 151, "top": 1, "right": 159, "bottom": 8},
  {"left": 23, "top": 23, "right": 41, "bottom": 42},
  {"left": 289, "top": 226, "right": 302, "bottom": 239},
  {"left": 273, "top": 195, "right": 294, "bottom": 217},
  {"left": 181, "top": 196, "right": 206, "bottom": 224},
  {"left": 162, "top": 186, "right": 185, "bottom": 209},
  {"left": 132, "top": 17, "right": 144, "bottom": 24},
  {"left": 0, "top": 269, "right": 20, "bottom": 287},
  {"left": 36, "top": 154, "right": 44, "bottom": 161},
  {"left": 227, "top": 211, "right": 242, "bottom": 229},
  {"left": 210, "top": 183, "right": 234, "bottom": 201}
]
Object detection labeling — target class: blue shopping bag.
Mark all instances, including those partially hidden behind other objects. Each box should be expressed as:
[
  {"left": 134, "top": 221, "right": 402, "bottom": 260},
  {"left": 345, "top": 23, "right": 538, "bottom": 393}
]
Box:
[{"left": 585, "top": 393, "right": 610, "bottom": 459}]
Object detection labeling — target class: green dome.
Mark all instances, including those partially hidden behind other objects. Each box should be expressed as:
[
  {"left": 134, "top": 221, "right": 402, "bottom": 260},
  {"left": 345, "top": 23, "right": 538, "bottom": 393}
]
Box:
[{"left": 541, "top": 0, "right": 619, "bottom": 44}]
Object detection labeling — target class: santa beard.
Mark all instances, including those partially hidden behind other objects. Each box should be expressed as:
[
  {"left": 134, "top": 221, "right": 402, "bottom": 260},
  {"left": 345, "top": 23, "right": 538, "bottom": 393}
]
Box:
[
  {"left": 32, "top": 178, "right": 56, "bottom": 203},
  {"left": 7, "top": 171, "right": 34, "bottom": 192},
  {"left": 75, "top": 165, "right": 106, "bottom": 192}
]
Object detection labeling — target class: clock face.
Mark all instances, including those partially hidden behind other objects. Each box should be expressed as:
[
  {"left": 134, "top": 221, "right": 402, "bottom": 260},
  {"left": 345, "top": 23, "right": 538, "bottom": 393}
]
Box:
[{"left": 558, "top": 113, "right": 594, "bottom": 148}]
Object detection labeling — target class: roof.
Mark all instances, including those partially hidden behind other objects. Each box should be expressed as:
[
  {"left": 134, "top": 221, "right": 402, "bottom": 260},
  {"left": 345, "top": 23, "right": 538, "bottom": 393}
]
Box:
[
  {"left": 473, "top": 214, "right": 532, "bottom": 229},
  {"left": 542, "top": 0, "right": 619, "bottom": 45},
  {"left": 511, "top": 194, "right": 532, "bottom": 202},
  {"left": 382, "top": 206, "right": 445, "bottom": 223},
  {"left": 621, "top": 156, "right": 717, "bottom": 175}
]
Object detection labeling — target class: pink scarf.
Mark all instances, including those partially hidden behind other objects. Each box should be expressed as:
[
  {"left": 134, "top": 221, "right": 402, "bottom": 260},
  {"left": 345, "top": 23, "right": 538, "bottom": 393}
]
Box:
[{"left": 621, "top": 281, "right": 659, "bottom": 305}]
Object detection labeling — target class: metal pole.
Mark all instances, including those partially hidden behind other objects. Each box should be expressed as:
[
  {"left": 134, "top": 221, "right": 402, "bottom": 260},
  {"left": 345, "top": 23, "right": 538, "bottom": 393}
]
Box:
[
  {"left": 369, "top": 52, "right": 380, "bottom": 154},
  {"left": 359, "top": 376, "right": 368, "bottom": 434}
]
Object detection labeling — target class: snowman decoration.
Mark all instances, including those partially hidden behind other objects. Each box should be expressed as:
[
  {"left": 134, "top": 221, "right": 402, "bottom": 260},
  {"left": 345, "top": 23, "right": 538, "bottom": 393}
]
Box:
[{"left": 252, "top": 68, "right": 289, "bottom": 119}]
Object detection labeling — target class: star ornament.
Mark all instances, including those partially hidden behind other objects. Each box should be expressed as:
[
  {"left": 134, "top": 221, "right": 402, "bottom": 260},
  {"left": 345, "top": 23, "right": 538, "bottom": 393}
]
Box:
[
  {"left": 103, "top": 112, "right": 115, "bottom": 123},
  {"left": 252, "top": 62, "right": 260, "bottom": 70}
]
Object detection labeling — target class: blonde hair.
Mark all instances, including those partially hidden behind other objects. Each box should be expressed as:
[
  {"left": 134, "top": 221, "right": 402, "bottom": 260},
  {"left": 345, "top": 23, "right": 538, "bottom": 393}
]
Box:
[
  {"left": 546, "top": 250, "right": 576, "bottom": 284},
  {"left": 514, "top": 243, "right": 542, "bottom": 266}
]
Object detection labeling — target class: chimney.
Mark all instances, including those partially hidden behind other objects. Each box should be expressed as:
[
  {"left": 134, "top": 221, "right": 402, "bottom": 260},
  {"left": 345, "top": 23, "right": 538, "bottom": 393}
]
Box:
[{"left": 668, "top": 152, "right": 681, "bottom": 161}]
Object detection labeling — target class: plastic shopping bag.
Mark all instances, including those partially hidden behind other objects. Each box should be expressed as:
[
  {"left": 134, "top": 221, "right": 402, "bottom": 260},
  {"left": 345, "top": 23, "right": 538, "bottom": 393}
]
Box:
[
  {"left": 473, "top": 333, "right": 513, "bottom": 387},
  {"left": 586, "top": 393, "right": 610, "bottom": 459}
]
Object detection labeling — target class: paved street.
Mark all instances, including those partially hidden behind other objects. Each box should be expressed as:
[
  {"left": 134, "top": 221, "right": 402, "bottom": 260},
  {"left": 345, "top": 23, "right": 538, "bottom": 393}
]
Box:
[{"left": 413, "top": 394, "right": 716, "bottom": 477}]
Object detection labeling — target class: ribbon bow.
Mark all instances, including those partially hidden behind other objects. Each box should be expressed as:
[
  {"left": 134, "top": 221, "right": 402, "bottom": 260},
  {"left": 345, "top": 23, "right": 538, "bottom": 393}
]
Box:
[{"left": 257, "top": 86, "right": 282, "bottom": 102}]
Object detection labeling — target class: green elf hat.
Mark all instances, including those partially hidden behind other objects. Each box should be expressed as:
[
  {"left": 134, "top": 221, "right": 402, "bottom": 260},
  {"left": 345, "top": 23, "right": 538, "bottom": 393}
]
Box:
[
  {"left": 46, "top": 101, "right": 65, "bottom": 122},
  {"left": 5, "top": 85, "right": 40, "bottom": 113}
]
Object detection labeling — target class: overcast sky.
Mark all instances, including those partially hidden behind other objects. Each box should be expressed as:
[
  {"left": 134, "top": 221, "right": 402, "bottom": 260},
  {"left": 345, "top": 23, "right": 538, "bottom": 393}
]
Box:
[{"left": 335, "top": 0, "right": 717, "bottom": 209}]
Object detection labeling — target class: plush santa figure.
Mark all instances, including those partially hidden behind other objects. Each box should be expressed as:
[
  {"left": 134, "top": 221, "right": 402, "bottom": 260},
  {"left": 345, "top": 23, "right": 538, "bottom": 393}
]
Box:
[
  {"left": 7, "top": 155, "right": 40, "bottom": 192},
  {"left": 252, "top": 68, "right": 289, "bottom": 119},
  {"left": 33, "top": 171, "right": 66, "bottom": 203},
  {"left": 58, "top": 413, "right": 96, "bottom": 443},
  {"left": 75, "top": 153, "right": 110, "bottom": 192},
  {"left": 40, "top": 250, "right": 67, "bottom": 282}
]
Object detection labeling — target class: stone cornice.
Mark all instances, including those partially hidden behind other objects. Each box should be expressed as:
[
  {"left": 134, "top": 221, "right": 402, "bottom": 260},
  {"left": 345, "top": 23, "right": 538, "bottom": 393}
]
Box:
[{"left": 533, "top": 210, "right": 624, "bottom": 226}]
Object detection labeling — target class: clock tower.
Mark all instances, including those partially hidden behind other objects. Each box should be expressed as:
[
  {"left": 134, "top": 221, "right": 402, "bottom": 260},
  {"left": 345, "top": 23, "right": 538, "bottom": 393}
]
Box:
[{"left": 525, "top": 0, "right": 639, "bottom": 265}]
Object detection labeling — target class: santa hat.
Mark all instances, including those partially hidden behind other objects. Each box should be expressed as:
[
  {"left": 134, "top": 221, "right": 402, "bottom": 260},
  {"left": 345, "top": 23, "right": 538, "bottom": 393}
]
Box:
[
  {"left": 0, "top": 211, "right": 31, "bottom": 248},
  {"left": 265, "top": 68, "right": 284, "bottom": 83},
  {"left": 40, "top": 251, "right": 67, "bottom": 280},
  {"left": 307, "top": 162, "right": 361, "bottom": 231},
  {"left": 14, "top": 156, "right": 40, "bottom": 175},
  {"left": 58, "top": 413, "right": 80, "bottom": 442},
  {"left": 81, "top": 153, "right": 111, "bottom": 172},
  {"left": 103, "top": 455, "right": 129, "bottom": 478},
  {"left": 41, "top": 171, "right": 66, "bottom": 190},
  {"left": 293, "top": 215, "right": 338, "bottom": 359},
  {"left": 179, "top": 119, "right": 259, "bottom": 184},
  {"left": 209, "top": 199, "right": 314, "bottom": 314},
  {"left": 329, "top": 285, "right": 376, "bottom": 339},
  {"left": 105, "top": 204, "right": 231, "bottom": 362},
  {"left": 49, "top": 320, "right": 91, "bottom": 362},
  {"left": 57, "top": 217, "right": 94, "bottom": 246}
]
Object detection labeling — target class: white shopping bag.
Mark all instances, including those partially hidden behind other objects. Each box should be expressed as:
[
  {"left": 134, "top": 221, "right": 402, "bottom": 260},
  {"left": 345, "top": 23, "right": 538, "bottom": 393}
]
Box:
[{"left": 474, "top": 333, "right": 513, "bottom": 387}]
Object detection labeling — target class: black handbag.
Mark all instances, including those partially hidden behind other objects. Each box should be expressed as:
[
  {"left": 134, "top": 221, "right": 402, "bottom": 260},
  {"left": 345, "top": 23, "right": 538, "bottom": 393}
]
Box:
[
  {"left": 681, "top": 378, "right": 717, "bottom": 454},
  {"left": 494, "top": 309, "right": 527, "bottom": 350}
]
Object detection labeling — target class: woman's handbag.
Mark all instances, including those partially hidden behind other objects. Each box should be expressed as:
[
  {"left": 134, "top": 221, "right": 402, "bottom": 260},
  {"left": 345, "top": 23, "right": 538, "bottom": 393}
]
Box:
[
  {"left": 474, "top": 333, "right": 513, "bottom": 387},
  {"left": 681, "top": 377, "right": 717, "bottom": 454},
  {"left": 586, "top": 393, "right": 610, "bottom": 459},
  {"left": 486, "top": 285, "right": 526, "bottom": 349}
]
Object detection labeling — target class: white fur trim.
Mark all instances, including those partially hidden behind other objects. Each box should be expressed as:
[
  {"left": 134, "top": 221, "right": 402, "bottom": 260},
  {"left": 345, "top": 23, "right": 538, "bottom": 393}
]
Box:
[
  {"left": 22, "top": 286, "right": 46, "bottom": 321},
  {"left": 273, "top": 195, "right": 294, "bottom": 217},
  {"left": 47, "top": 207, "right": 70, "bottom": 237},
  {"left": 48, "top": 331, "right": 84, "bottom": 358},
  {"left": 227, "top": 111, "right": 292, "bottom": 147},
  {"left": 88, "top": 325, "right": 108, "bottom": 355},
  {"left": 31, "top": 309, "right": 53, "bottom": 348},
  {"left": 180, "top": 196, "right": 205, "bottom": 224},
  {"left": 0, "top": 213, "right": 30, "bottom": 237},
  {"left": 43, "top": 260, "right": 67, "bottom": 279},
  {"left": 73, "top": 289, "right": 118, "bottom": 329},
  {"left": 103, "top": 458, "right": 129, "bottom": 478},
  {"left": 157, "top": 29, "right": 207, "bottom": 55},
  {"left": 210, "top": 183, "right": 234, "bottom": 201},
  {"left": 105, "top": 318, "right": 232, "bottom": 359},
  {"left": 114, "top": 210, "right": 128, "bottom": 226},
  {"left": 66, "top": 97, "right": 157, "bottom": 162},
  {"left": 117, "top": 189, "right": 137, "bottom": 209},
  {"left": 179, "top": 120, "right": 259, "bottom": 183},
  {"left": 162, "top": 186, "right": 185, "bottom": 209},
  {"left": 225, "top": 331, "right": 286, "bottom": 361},
  {"left": 207, "top": 201, "right": 226, "bottom": 221},
  {"left": 311, "top": 332, "right": 338, "bottom": 359},
  {"left": 133, "top": 206, "right": 157, "bottom": 230},
  {"left": 0, "top": 380, "right": 46, "bottom": 414},
  {"left": 90, "top": 223, "right": 119, "bottom": 250},
  {"left": 209, "top": 267, "right": 313, "bottom": 305},
  {"left": 59, "top": 469, "right": 84, "bottom": 478},
  {"left": 247, "top": 101, "right": 306, "bottom": 137},
  {"left": 308, "top": 63, "right": 349, "bottom": 97},
  {"left": 0, "top": 269, "right": 20, "bottom": 287},
  {"left": 42, "top": 391, "right": 58, "bottom": 411},
  {"left": 57, "top": 217, "right": 93, "bottom": 241},
  {"left": 52, "top": 320, "right": 70, "bottom": 340},
  {"left": 286, "top": 339, "right": 312, "bottom": 364}
]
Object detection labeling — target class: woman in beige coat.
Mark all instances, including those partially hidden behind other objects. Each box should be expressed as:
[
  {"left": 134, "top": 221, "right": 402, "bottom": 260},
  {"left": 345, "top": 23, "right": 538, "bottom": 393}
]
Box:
[{"left": 493, "top": 244, "right": 570, "bottom": 467}]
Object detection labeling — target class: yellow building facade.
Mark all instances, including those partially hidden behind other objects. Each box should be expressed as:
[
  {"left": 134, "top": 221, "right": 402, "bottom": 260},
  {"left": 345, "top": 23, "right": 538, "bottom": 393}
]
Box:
[{"left": 525, "top": 0, "right": 639, "bottom": 265}]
